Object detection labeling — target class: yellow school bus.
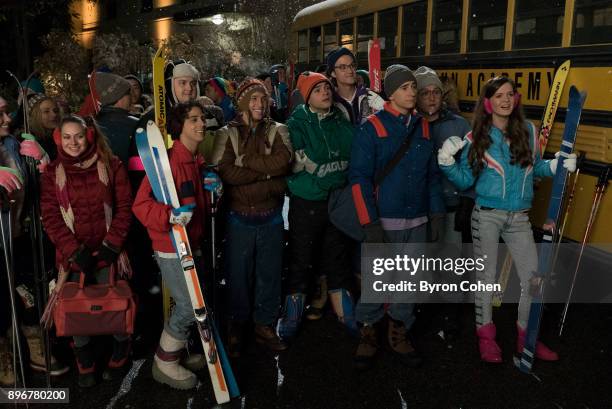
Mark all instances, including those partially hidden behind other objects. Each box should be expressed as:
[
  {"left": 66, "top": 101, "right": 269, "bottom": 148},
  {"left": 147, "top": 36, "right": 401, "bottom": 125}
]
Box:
[{"left": 291, "top": 0, "right": 612, "bottom": 250}]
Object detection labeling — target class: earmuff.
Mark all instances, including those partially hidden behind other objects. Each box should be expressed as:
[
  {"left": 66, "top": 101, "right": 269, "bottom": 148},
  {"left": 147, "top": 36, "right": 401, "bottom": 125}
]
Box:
[
  {"left": 53, "top": 126, "right": 95, "bottom": 146},
  {"left": 483, "top": 92, "right": 521, "bottom": 115}
]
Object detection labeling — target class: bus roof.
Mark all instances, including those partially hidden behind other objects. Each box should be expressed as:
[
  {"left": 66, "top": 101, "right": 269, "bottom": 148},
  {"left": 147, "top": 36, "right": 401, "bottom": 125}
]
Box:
[{"left": 293, "top": 0, "right": 407, "bottom": 30}]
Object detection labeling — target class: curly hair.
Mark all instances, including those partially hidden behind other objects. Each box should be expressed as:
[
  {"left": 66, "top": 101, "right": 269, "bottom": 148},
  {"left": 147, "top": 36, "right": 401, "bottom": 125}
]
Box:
[
  {"left": 167, "top": 101, "right": 204, "bottom": 140},
  {"left": 468, "top": 77, "right": 532, "bottom": 176}
]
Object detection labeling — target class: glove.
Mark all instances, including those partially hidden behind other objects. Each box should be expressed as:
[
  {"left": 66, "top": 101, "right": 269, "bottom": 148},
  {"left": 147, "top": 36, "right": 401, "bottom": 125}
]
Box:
[
  {"left": 234, "top": 154, "right": 246, "bottom": 167},
  {"left": 169, "top": 203, "right": 196, "bottom": 226},
  {"left": 438, "top": 136, "right": 466, "bottom": 166},
  {"left": 550, "top": 151, "right": 577, "bottom": 174},
  {"left": 71, "top": 246, "right": 96, "bottom": 276},
  {"left": 96, "top": 242, "right": 119, "bottom": 265},
  {"left": 20, "top": 134, "right": 50, "bottom": 172},
  {"left": 292, "top": 150, "right": 318, "bottom": 174},
  {"left": 203, "top": 171, "right": 223, "bottom": 197},
  {"left": 0, "top": 166, "right": 23, "bottom": 193},
  {"left": 364, "top": 220, "right": 386, "bottom": 243},
  {"left": 429, "top": 213, "right": 445, "bottom": 242}
]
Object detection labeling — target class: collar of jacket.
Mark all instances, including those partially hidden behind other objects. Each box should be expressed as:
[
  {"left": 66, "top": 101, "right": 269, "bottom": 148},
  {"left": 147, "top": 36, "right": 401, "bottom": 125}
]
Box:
[
  {"left": 332, "top": 84, "right": 368, "bottom": 104},
  {"left": 298, "top": 104, "right": 340, "bottom": 123},
  {"left": 99, "top": 105, "right": 131, "bottom": 116},
  {"left": 383, "top": 101, "right": 419, "bottom": 124},
  {"left": 171, "top": 139, "right": 203, "bottom": 165}
]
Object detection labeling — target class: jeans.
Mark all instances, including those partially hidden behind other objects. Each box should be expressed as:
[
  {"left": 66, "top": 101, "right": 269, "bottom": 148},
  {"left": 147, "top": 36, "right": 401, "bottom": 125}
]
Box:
[
  {"left": 471, "top": 206, "right": 538, "bottom": 327},
  {"left": 225, "top": 210, "right": 284, "bottom": 326},
  {"left": 356, "top": 223, "right": 427, "bottom": 328}
]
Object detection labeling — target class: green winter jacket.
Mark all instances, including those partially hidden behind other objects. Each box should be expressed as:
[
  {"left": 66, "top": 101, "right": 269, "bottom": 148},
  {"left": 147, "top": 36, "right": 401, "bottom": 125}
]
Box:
[{"left": 286, "top": 104, "right": 354, "bottom": 201}]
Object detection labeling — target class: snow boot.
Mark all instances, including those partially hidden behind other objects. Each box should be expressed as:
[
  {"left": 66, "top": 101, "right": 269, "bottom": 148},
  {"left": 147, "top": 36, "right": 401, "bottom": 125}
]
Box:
[
  {"left": 305, "top": 275, "right": 328, "bottom": 320},
  {"left": 516, "top": 322, "right": 559, "bottom": 361},
  {"left": 73, "top": 342, "right": 96, "bottom": 388},
  {"left": 329, "top": 288, "right": 358, "bottom": 337},
  {"left": 255, "top": 324, "right": 288, "bottom": 352},
  {"left": 102, "top": 337, "right": 132, "bottom": 381},
  {"left": 0, "top": 336, "right": 15, "bottom": 386},
  {"left": 354, "top": 324, "right": 379, "bottom": 371},
  {"left": 276, "top": 294, "right": 305, "bottom": 341},
  {"left": 476, "top": 322, "right": 502, "bottom": 363},
  {"left": 387, "top": 318, "right": 423, "bottom": 368},
  {"left": 152, "top": 330, "right": 197, "bottom": 390},
  {"left": 21, "top": 325, "right": 68, "bottom": 376}
]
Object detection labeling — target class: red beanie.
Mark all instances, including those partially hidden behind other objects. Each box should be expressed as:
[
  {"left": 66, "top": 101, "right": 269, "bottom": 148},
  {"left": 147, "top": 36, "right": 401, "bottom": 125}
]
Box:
[{"left": 296, "top": 72, "right": 330, "bottom": 104}]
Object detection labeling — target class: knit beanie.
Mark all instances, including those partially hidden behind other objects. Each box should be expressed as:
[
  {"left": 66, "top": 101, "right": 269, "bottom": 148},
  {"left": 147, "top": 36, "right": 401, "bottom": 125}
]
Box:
[
  {"left": 384, "top": 64, "right": 416, "bottom": 98},
  {"left": 296, "top": 72, "right": 330, "bottom": 104},
  {"left": 235, "top": 79, "right": 268, "bottom": 112},
  {"left": 356, "top": 70, "right": 370, "bottom": 88},
  {"left": 124, "top": 74, "right": 143, "bottom": 92},
  {"left": 414, "top": 66, "right": 442, "bottom": 91},
  {"left": 207, "top": 77, "right": 228, "bottom": 99},
  {"left": 95, "top": 72, "right": 131, "bottom": 106},
  {"left": 325, "top": 47, "right": 355, "bottom": 77}
]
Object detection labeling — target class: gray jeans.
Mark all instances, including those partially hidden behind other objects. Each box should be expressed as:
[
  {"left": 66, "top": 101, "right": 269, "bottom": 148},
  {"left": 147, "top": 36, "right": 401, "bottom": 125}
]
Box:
[
  {"left": 155, "top": 253, "right": 204, "bottom": 341},
  {"left": 471, "top": 206, "right": 537, "bottom": 328}
]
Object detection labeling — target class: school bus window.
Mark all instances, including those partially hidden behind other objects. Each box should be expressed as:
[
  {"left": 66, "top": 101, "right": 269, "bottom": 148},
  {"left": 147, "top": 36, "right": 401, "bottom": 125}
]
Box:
[
  {"left": 357, "top": 14, "right": 374, "bottom": 59},
  {"left": 573, "top": 0, "right": 612, "bottom": 45},
  {"left": 339, "top": 18, "right": 354, "bottom": 52},
  {"left": 468, "top": 0, "right": 507, "bottom": 52},
  {"left": 298, "top": 30, "right": 308, "bottom": 63},
  {"left": 401, "top": 1, "right": 427, "bottom": 56},
  {"left": 431, "top": 0, "right": 462, "bottom": 54},
  {"left": 324, "top": 22, "right": 338, "bottom": 54},
  {"left": 378, "top": 8, "right": 399, "bottom": 58},
  {"left": 513, "top": 0, "right": 565, "bottom": 49},
  {"left": 309, "top": 26, "right": 322, "bottom": 62}
]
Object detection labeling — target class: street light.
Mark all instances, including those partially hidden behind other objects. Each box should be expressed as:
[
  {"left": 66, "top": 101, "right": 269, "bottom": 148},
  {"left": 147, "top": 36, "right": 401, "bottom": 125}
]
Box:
[{"left": 211, "top": 14, "right": 224, "bottom": 25}]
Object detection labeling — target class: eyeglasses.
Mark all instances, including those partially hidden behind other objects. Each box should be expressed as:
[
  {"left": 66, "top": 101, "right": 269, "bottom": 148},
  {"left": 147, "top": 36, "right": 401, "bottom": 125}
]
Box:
[
  {"left": 334, "top": 63, "right": 357, "bottom": 71},
  {"left": 418, "top": 89, "right": 442, "bottom": 98}
]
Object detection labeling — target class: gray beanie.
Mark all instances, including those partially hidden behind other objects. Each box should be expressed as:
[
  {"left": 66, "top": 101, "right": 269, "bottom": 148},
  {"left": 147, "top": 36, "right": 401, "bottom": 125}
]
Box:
[
  {"left": 95, "top": 72, "right": 131, "bottom": 106},
  {"left": 384, "top": 65, "right": 416, "bottom": 97},
  {"left": 414, "top": 66, "right": 442, "bottom": 91}
]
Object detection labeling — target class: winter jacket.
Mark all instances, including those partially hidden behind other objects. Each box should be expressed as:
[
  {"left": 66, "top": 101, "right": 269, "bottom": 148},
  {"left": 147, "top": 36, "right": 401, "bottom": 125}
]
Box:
[
  {"left": 96, "top": 106, "right": 139, "bottom": 165},
  {"left": 333, "top": 85, "right": 385, "bottom": 126},
  {"left": 216, "top": 118, "right": 292, "bottom": 214},
  {"left": 286, "top": 104, "right": 354, "bottom": 201},
  {"left": 427, "top": 109, "right": 472, "bottom": 209},
  {"left": 440, "top": 121, "right": 553, "bottom": 211},
  {"left": 350, "top": 102, "right": 445, "bottom": 225},
  {"left": 40, "top": 145, "right": 133, "bottom": 272},
  {"left": 132, "top": 140, "right": 208, "bottom": 253},
  {"left": 0, "top": 134, "right": 28, "bottom": 236}
]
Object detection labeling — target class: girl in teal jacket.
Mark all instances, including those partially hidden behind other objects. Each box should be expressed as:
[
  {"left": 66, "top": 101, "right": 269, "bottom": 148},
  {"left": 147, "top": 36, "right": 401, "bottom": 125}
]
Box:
[{"left": 438, "top": 77, "right": 576, "bottom": 364}]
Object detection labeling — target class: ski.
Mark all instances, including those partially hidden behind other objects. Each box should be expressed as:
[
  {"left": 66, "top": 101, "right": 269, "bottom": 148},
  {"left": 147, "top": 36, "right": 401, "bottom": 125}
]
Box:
[
  {"left": 88, "top": 70, "right": 101, "bottom": 115},
  {"left": 135, "top": 121, "right": 238, "bottom": 404},
  {"left": 518, "top": 85, "right": 587, "bottom": 374},
  {"left": 493, "top": 60, "right": 571, "bottom": 307},
  {"left": 368, "top": 38, "right": 381, "bottom": 93},
  {"left": 151, "top": 45, "right": 175, "bottom": 320}
]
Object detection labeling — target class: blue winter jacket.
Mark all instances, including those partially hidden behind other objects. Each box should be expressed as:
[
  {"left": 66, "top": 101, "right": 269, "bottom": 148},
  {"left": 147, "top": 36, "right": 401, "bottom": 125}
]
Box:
[
  {"left": 428, "top": 109, "right": 472, "bottom": 208},
  {"left": 350, "top": 102, "right": 445, "bottom": 225},
  {"left": 440, "top": 122, "right": 553, "bottom": 211}
]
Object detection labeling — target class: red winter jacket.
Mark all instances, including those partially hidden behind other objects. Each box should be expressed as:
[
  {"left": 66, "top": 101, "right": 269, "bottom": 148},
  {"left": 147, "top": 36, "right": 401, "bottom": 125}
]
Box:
[
  {"left": 40, "top": 145, "right": 133, "bottom": 272},
  {"left": 132, "top": 140, "right": 207, "bottom": 253}
]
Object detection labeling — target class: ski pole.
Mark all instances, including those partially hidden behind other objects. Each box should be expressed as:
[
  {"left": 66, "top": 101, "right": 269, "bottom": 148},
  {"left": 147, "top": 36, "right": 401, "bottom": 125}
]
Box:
[
  {"left": 0, "top": 191, "right": 28, "bottom": 390},
  {"left": 559, "top": 165, "right": 610, "bottom": 336}
]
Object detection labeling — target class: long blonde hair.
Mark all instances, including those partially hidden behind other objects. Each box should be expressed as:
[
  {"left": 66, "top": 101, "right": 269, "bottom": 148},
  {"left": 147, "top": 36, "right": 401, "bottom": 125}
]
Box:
[{"left": 28, "top": 96, "right": 57, "bottom": 140}]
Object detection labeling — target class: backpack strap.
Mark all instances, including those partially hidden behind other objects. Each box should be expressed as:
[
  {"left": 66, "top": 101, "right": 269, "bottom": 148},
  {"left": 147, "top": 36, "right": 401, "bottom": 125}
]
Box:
[{"left": 367, "top": 114, "right": 387, "bottom": 138}]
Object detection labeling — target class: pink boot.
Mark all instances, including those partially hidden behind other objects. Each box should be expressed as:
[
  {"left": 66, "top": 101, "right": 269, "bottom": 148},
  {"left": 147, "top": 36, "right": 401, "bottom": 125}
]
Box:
[
  {"left": 516, "top": 323, "right": 559, "bottom": 361},
  {"left": 476, "top": 323, "right": 502, "bottom": 363}
]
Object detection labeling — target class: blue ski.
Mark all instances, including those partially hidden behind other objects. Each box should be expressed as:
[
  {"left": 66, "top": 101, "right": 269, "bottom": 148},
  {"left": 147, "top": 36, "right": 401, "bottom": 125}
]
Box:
[{"left": 518, "top": 86, "right": 587, "bottom": 373}]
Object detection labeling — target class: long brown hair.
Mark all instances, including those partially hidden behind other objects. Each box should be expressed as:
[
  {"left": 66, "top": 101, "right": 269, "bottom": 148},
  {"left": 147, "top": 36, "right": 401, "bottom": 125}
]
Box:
[
  {"left": 59, "top": 115, "right": 114, "bottom": 166},
  {"left": 468, "top": 77, "right": 532, "bottom": 176}
]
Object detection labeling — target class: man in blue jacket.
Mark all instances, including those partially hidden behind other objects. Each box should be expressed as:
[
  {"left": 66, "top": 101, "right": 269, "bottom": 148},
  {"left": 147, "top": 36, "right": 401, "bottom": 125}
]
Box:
[
  {"left": 415, "top": 66, "right": 472, "bottom": 342},
  {"left": 350, "top": 65, "right": 445, "bottom": 370}
]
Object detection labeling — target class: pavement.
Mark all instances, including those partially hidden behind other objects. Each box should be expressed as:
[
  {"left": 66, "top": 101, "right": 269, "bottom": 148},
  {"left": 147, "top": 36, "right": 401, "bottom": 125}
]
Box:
[{"left": 14, "top": 302, "right": 612, "bottom": 409}]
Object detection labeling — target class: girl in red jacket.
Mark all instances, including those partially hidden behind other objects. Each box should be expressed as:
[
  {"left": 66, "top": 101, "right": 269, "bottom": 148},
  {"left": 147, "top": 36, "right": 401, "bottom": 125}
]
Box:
[
  {"left": 40, "top": 115, "right": 133, "bottom": 387},
  {"left": 132, "top": 101, "right": 209, "bottom": 390}
]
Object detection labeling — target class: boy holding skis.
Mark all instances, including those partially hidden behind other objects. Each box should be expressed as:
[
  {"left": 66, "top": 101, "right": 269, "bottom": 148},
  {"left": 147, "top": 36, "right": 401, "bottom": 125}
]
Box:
[{"left": 133, "top": 101, "right": 210, "bottom": 389}]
